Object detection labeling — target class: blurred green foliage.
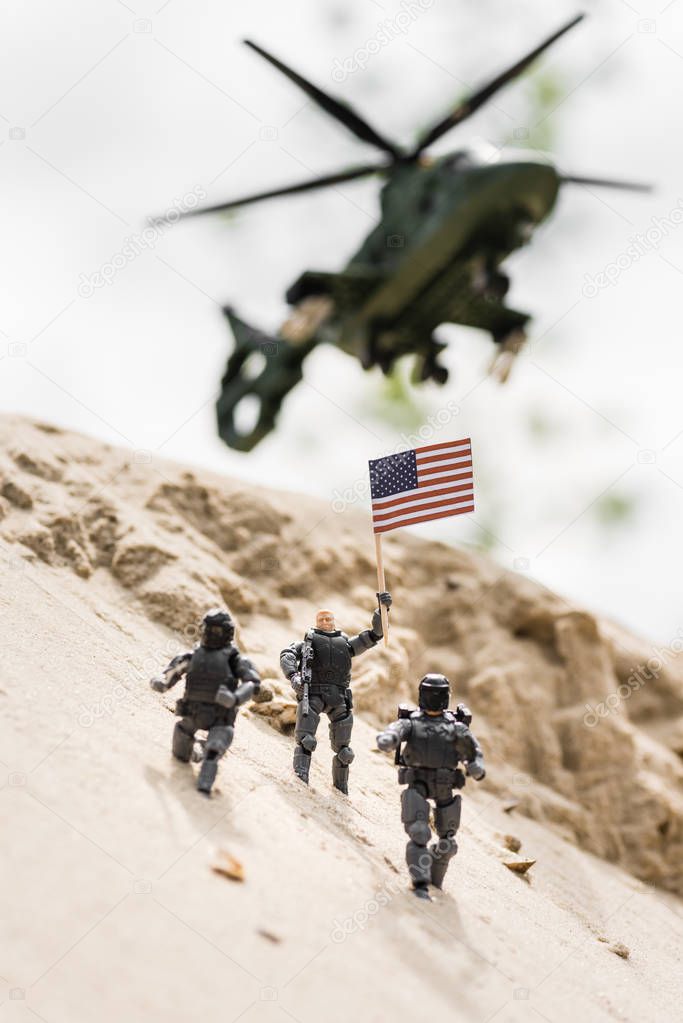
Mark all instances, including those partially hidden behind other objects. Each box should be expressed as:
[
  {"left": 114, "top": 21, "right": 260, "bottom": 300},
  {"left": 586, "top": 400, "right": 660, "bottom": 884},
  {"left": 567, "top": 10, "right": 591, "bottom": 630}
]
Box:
[
  {"left": 595, "top": 491, "right": 637, "bottom": 530},
  {"left": 527, "top": 409, "right": 561, "bottom": 442},
  {"left": 520, "top": 71, "right": 565, "bottom": 152},
  {"left": 360, "top": 356, "right": 429, "bottom": 430}
]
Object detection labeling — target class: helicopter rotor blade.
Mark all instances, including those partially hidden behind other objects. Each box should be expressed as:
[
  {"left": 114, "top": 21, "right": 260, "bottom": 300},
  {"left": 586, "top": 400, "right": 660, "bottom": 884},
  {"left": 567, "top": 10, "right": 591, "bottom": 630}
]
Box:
[
  {"left": 560, "top": 174, "right": 653, "bottom": 193},
  {"left": 165, "top": 162, "right": 389, "bottom": 220},
  {"left": 244, "top": 40, "right": 403, "bottom": 160},
  {"left": 411, "top": 13, "right": 585, "bottom": 156}
]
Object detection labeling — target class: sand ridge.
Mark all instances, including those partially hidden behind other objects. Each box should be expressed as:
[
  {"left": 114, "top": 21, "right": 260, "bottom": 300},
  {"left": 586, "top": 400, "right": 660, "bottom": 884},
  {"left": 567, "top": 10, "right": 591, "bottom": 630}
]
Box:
[{"left": 1, "top": 415, "right": 683, "bottom": 1022}]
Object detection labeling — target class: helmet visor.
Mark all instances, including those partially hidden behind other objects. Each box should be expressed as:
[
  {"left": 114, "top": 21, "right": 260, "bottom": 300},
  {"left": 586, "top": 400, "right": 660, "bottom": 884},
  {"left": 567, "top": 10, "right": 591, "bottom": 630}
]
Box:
[{"left": 419, "top": 683, "right": 449, "bottom": 713}]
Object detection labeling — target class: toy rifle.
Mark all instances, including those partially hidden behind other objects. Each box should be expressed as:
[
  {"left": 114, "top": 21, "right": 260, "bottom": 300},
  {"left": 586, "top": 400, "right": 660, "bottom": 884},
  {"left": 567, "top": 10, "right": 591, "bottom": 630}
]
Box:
[
  {"left": 395, "top": 703, "right": 413, "bottom": 764},
  {"left": 300, "top": 629, "right": 314, "bottom": 717}
]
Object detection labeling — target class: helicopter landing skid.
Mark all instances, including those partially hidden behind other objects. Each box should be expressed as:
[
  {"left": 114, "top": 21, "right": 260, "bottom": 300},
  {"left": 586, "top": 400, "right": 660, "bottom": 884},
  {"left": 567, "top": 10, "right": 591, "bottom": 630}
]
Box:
[
  {"left": 489, "top": 328, "right": 527, "bottom": 383},
  {"left": 281, "top": 295, "right": 334, "bottom": 344}
]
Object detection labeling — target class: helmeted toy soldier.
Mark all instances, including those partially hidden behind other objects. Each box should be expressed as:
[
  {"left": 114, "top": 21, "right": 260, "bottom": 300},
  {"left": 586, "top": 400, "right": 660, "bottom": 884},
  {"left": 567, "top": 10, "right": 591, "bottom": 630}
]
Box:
[
  {"left": 280, "top": 592, "right": 392, "bottom": 794},
  {"left": 150, "top": 608, "right": 261, "bottom": 795},
  {"left": 376, "top": 673, "right": 485, "bottom": 899}
]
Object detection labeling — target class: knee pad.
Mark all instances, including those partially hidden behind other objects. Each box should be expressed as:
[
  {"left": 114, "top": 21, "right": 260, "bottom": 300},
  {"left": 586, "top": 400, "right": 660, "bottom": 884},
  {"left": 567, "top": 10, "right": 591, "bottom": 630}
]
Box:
[
  {"left": 407, "top": 820, "right": 431, "bottom": 845},
  {"left": 431, "top": 835, "right": 458, "bottom": 860},
  {"left": 336, "top": 745, "right": 354, "bottom": 766},
  {"left": 295, "top": 706, "right": 320, "bottom": 744},
  {"left": 205, "top": 725, "right": 234, "bottom": 758},
  {"left": 300, "top": 734, "right": 317, "bottom": 753}
]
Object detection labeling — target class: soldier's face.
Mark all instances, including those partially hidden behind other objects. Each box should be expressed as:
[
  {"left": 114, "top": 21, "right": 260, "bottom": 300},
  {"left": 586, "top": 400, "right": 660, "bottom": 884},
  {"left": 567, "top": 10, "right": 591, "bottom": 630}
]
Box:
[{"left": 316, "top": 609, "right": 336, "bottom": 632}]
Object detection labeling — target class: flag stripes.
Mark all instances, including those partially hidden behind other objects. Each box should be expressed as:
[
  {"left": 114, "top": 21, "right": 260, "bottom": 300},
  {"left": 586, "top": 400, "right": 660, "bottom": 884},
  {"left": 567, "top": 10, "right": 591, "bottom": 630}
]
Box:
[{"left": 369, "top": 438, "right": 474, "bottom": 534}]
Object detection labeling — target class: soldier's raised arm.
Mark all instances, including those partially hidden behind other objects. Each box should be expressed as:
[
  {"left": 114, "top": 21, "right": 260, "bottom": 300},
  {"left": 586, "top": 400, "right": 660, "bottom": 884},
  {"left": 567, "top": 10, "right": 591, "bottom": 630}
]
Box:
[
  {"left": 150, "top": 652, "right": 192, "bottom": 693},
  {"left": 348, "top": 591, "right": 392, "bottom": 656}
]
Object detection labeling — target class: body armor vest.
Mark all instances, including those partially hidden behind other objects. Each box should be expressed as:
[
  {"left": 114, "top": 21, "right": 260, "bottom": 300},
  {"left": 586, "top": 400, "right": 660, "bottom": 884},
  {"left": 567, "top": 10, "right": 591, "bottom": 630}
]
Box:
[
  {"left": 184, "top": 646, "right": 235, "bottom": 704},
  {"left": 309, "top": 630, "right": 352, "bottom": 689},
  {"left": 402, "top": 712, "right": 469, "bottom": 770}
]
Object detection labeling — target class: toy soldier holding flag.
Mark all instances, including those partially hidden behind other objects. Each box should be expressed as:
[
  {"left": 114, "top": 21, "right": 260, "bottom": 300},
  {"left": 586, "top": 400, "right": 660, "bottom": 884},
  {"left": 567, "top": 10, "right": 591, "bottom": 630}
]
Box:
[{"left": 280, "top": 596, "right": 391, "bottom": 794}]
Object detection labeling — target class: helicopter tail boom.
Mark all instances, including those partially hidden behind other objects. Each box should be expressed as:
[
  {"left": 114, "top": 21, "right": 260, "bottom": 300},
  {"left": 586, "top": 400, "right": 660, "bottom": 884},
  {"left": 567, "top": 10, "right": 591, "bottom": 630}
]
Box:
[{"left": 217, "top": 308, "right": 319, "bottom": 451}]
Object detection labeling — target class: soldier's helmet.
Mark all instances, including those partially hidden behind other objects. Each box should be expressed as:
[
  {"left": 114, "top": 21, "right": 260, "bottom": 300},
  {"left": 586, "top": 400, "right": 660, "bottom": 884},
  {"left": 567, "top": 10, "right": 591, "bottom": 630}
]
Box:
[
  {"left": 418, "top": 673, "right": 450, "bottom": 713},
  {"left": 201, "top": 608, "right": 234, "bottom": 648}
]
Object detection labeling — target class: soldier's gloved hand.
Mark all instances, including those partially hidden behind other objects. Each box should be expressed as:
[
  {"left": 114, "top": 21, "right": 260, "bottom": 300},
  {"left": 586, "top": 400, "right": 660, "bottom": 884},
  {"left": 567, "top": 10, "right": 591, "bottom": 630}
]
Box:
[
  {"left": 376, "top": 731, "right": 398, "bottom": 751},
  {"left": 290, "top": 673, "right": 304, "bottom": 699},
  {"left": 233, "top": 681, "right": 258, "bottom": 706},
  {"left": 467, "top": 759, "right": 486, "bottom": 781},
  {"left": 371, "top": 593, "right": 392, "bottom": 637},
  {"left": 215, "top": 685, "right": 237, "bottom": 709},
  {"left": 150, "top": 677, "right": 167, "bottom": 693}
]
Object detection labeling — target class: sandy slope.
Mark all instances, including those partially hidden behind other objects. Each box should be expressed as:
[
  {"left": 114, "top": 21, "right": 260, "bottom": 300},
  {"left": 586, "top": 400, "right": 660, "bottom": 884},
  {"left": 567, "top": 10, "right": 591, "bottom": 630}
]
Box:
[{"left": 1, "top": 416, "right": 683, "bottom": 1023}]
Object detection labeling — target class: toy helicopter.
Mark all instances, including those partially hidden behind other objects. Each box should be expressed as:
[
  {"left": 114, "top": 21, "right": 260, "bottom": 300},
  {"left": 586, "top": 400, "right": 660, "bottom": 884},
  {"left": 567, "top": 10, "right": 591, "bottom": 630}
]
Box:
[{"left": 164, "top": 12, "right": 649, "bottom": 451}]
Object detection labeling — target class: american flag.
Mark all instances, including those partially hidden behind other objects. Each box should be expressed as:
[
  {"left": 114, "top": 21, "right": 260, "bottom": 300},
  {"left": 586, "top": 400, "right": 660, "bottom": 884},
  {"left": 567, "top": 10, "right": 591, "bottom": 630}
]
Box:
[{"left": 369, "top": 438, "right": 474, "bottom": 534}]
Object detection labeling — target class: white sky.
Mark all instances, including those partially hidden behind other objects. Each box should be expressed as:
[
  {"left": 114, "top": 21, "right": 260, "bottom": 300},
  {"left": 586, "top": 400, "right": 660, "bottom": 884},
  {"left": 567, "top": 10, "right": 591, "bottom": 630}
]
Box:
[{"left": 1, "top": 0, "right": 682, "bottom": 642}]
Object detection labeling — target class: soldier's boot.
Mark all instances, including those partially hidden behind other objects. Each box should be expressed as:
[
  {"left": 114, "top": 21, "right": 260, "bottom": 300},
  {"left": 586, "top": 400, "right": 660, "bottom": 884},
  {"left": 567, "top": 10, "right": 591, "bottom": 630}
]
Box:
[
  {"left": 402, "top": 785, "right": 433, "bottom": 899},
  {"left": 430, "top": 796, "right": 462, "bottom": 889},
  {"left": 329, "top": 705, "right": 354, "bottom": 795},
  {"left": 406, "top": 841, "right": 433, "bottom": 899},
  {"left": 197, "top": 724, "right": 234, "bottom": 796},
  {"left": 197, "top": 757, "right": 218, "bottom": 794},
  {"left": 293, "top": 735, "right": 316, "bottom": 784},
  {"left": 294, "top": 702, "right": 320, "bottom": 785},
  {"left": 332, "top": 747, "right": 354, "bottom": 795},
  {"left": 172, "top": 718, "right": 195, "bottom": 763}
]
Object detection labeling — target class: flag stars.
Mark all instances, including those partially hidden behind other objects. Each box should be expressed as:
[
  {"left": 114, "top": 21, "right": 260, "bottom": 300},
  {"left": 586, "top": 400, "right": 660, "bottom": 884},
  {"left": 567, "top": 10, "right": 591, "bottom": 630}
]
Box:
[{"left": 369, "top": 451, "right": 418, "bottom": 499}]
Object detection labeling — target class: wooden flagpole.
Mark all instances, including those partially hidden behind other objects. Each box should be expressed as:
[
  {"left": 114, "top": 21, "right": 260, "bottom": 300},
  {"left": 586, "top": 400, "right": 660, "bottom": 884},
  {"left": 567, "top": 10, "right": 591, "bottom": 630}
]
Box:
[{"left": 374, "top": 532, "right": 389, "bottom": 647}]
